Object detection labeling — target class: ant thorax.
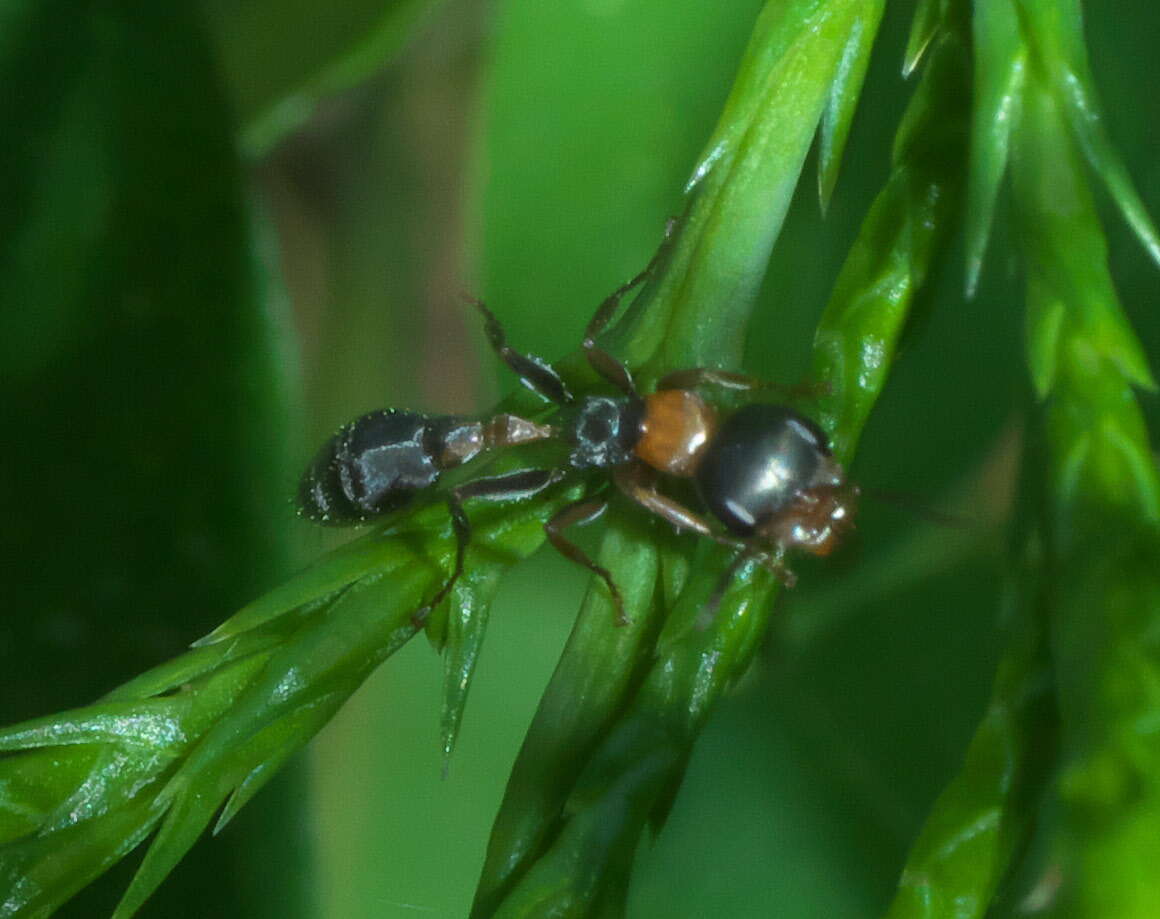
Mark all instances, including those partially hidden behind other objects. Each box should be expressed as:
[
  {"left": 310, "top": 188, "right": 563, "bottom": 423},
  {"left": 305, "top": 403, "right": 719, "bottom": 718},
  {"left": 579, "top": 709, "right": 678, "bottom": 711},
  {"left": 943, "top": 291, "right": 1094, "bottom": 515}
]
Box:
[{"left": 564, "top": 395, "right": 645, "bottom": 469}]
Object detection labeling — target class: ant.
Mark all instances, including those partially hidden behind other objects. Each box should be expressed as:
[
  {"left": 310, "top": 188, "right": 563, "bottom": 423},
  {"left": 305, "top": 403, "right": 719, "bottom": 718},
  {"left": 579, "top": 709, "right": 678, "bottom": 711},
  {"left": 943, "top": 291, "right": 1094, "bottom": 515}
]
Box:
[{"left": 298, "top": 256, "right": 858, "bottom": 626}]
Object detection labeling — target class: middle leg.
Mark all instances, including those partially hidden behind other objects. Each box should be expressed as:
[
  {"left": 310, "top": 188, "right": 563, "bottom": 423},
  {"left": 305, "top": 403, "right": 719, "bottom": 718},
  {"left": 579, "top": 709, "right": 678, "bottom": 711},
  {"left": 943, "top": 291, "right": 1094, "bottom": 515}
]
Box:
[
  {"left": 412, "top": 467, "right": 563, "bottom": 628},
  {"left": 612, "top": 464, "right": 743, "bottom": 550},
  {"left": 544, "top": 496, "right": 631, "bottom": 626}
]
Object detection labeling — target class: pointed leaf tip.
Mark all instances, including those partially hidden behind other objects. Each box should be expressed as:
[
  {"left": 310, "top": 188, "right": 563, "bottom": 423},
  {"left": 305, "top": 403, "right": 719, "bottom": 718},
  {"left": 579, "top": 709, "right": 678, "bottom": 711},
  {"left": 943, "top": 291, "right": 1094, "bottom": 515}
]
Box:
[
  {"left": 817, "top": 4, "right": 885, "bottom": 213},
  {"left": 903, "top": 0, "right": 942, "bottom": 77}
]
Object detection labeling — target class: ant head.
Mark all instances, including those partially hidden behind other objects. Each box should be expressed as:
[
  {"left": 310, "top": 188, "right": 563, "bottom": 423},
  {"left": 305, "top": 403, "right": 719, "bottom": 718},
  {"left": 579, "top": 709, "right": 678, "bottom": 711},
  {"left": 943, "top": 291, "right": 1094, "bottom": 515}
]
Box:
[{"left": 760, "top": 482, "right": 860, "bottom": 557}]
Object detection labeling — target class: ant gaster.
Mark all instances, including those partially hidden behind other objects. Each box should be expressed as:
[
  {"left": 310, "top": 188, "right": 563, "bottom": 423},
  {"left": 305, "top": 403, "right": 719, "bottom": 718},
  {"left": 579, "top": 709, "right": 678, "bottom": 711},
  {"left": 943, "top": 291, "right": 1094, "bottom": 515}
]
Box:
[{"left": 298, "top": 258, "right": 858, "bottom": 626}]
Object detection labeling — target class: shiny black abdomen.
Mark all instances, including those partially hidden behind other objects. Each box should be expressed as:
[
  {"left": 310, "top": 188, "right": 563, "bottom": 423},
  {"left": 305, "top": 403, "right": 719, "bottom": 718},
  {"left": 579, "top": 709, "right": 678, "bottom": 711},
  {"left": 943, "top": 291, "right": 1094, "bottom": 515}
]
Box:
[
  {"left": 298, "top": 410, "right": 459, "bottom": 524},
  {"left": 694, "top": 403, "right": 832, "bottom": 537}
]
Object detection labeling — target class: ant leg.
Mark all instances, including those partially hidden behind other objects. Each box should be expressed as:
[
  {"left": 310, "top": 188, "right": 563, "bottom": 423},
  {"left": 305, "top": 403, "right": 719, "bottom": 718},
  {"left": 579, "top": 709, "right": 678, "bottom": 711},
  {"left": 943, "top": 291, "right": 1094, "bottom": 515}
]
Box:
[
  {"left": 696, "top": 550, "right": 754, "bottom": 631},
  {"left": 584, "top": 222, "right": 676, "bottom": 343},
  {"left": 656, "top": 368, "right": 830, "bottom": 402},
  {"left": 612, "top": 465, "right": 744, "bottom": 551},
  {"left": 466, "top": 297, "right": 573, "bottom": 405},
  {"left": 582, "top": 274, "right": 650, "bottom": 398},
  {"left": 756, "top": 545, "right": 797, "bottom": 588},
  {"left": 583, "top": 221, "right": 678, "bottom": 397},
  {"left": 543, "top": 497, "right": 630, "bottom": 626},
  {"left": 695, "top": 545, "right": 796, "bottom": 630},
  {"left": 412, "top": 468, "right": 562, "bottom": 628}
]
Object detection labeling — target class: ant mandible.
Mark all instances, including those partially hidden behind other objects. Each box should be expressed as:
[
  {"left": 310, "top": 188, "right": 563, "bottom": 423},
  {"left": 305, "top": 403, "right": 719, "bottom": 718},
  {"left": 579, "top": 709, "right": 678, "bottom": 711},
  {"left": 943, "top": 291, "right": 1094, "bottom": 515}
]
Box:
[{"left": 298, "top": 251, "right": 859, "bottom": 626}]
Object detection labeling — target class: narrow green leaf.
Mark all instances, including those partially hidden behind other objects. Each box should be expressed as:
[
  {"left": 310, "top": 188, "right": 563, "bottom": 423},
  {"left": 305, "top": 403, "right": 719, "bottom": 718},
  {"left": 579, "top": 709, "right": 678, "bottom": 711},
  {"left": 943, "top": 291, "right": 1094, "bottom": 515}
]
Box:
[
  {"left": 440, "top": 562, "right": 504, "bottom": 769},
  {"left": 472, "top": 510, "right": 664, "bottom": 915},
  {"left": 613, "top": 0, "right": 870, "bottom": 375},
  {"left": 0, "top": 653, "right": 273, "bottom": 916},
  {"left": 213, "top": 694, "right": 341, "bottom": 834},
  {"left": 0, "top": 700, "right": 188, "bottom": 753},
  {"left": 903, "top": 0, "right": 948, "bottom": 76},
  {"left": 814, "top": 14, "right": 970, "bottom": 460},
  {"left": 193, "top": 529, "right": 419, "bottom": 647},
  {"left": 173, "top": 572, "right": 426, "bottom": 791},
  {"left": 965, "top": 0, "right": 1025, "bottom": 296},
  {"left": 0, "top": 793, "right": 163, "bottom": 919},
  {"left": 110, "top": 572, "right": 425, "bottom": 917},
  {"left": 109, "top": 774, "right": 225, "bottom": 919},
  {"left": 1016, "top": 0, "right": 1160, "bottom": 272},
  {"left": 818, "top": 0, "right": 885, "bottom": 211},
  {"left": 101, "top": 631, "right": 284, "bottom": 703},
  {"left": 883, "top": 569, "right": 1053, "bottom": 919},
  {"left": 1012, "top": 80, "right": 1156, "bottom": 401},
  {"left": 486, "top": 551, "right": 778, "bottom": 916}
]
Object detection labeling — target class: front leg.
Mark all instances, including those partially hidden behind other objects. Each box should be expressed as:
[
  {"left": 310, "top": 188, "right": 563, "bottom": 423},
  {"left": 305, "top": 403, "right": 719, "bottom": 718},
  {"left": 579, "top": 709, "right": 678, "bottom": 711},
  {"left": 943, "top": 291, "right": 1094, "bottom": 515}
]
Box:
[
  {"left": 695, "top": 545, "right": 796, "bottom": 630},
  {"left": 611, "top": 464, "right": 743, "bottom": 551},
  {"left": 582, "top": 221, "right": 678, "bottom": 397}
]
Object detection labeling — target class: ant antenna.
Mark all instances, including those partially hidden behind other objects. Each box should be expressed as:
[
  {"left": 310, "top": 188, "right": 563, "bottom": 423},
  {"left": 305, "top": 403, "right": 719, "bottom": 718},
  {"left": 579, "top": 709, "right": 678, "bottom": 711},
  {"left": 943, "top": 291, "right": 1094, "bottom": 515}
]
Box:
[{"left": 863, "top": 488, "right": 974, "bottom": 529}]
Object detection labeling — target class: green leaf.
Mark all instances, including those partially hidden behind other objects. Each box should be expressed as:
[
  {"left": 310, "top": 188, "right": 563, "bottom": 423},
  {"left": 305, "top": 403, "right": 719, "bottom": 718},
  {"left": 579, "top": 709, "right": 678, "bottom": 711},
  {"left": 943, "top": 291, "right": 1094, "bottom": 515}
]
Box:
[
  {"left": 903, "top": 0, "right": 949, "bottom": 76},
  {"left": 964, "top": 0, "right": 1025, "bottom": 296},
  {"left": 193, "top": 526, "right": 423, "bottom": 647},
  {"left": 818, "top": 0, "right": 886, "bottom": 211},
  {"left": 113, "top": 690, "right": 348, "bottom": 919},
  {"left": 110, "top": 568, "right": 426, "bottom": 916},
  {"left": 882, "top": 557, "right": 1054, "bottom": 919},
  {"left": 440, "top": 561, "right": 504, "bottom": 769},
  {"left": 1015, "top": 0, "right": 1160, "bottom": 272},
  {"left": 1012, "top": 81, "right": 1157, "bottom": 402},
  {"left": 615, "top": 0, "right": 873, "bottom": 375},
  {"left": 0, "top": 793, "right": 163, "bottom": 919},
  {"left": 813, "top": 11, "right": 970, "bottom": 461},
  {"left": 472, "top": 510, "right": 665, "bottom": 915},
  {"left": 0, "top": 653, "right": 272, "bottom": 917},
  {"left": 483, "top": 548, "right": 778, "bottom": 917}
]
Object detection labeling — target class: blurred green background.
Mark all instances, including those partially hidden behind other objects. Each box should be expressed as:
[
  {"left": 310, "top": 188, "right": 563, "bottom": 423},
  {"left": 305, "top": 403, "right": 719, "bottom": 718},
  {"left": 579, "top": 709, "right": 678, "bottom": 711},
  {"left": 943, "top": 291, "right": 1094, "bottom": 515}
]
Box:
[{"left": 2, "top": 0, "right": 1157, "bottom": 917}]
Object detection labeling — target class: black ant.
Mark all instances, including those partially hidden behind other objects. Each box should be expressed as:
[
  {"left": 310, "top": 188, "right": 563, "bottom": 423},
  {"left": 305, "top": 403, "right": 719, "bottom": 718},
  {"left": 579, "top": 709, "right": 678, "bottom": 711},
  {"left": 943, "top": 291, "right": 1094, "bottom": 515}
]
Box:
[{"left": 298, "top": 259, "right": 858, "bottom": 626}]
